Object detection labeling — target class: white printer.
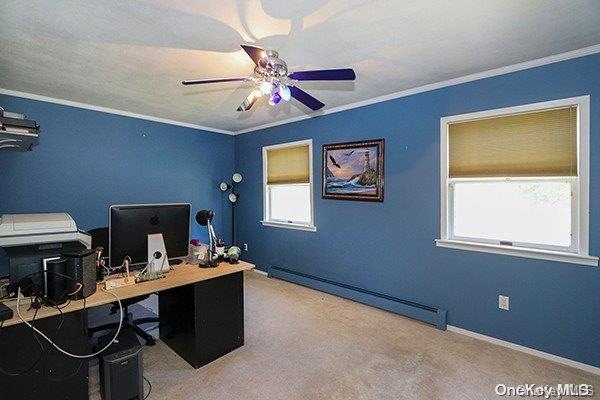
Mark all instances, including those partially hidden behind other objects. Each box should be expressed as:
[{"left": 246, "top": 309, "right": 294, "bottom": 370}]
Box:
[
  {"left": 0, "top": 213, "right": 92, "bottom": 294},
  {"left": 0, "top": 213, "right": 91, "bottom": 248}
]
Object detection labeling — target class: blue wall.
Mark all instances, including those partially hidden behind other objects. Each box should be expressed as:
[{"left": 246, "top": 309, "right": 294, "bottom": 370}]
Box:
[
  {"left": 1, "top": 54, "right": 598, "bottom": 368},
  {"left": 0, "top": 95, "right": 235, "bottom": 274},
  {"left": 234, "top": 53, "right": 600, "bottom": 367}
]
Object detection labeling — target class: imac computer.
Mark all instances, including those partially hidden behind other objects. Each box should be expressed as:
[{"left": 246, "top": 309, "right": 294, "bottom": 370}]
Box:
[{"left": 109, "top": 203, "right": 190, "bottom": 269}]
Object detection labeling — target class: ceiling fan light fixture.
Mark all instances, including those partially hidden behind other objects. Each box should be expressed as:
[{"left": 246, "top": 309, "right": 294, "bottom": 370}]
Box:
[
  {"left": 250, "top": 89, "right": 262, "bottom": 99},
  {"left": 268, "top": 92, "right": 282, "bottom": 106},
  {"left": 260, "top": 81, "right": 274, "bottom": 95},
  {"left": 279, "top": 85, "right": 291, "bottom": 101}
]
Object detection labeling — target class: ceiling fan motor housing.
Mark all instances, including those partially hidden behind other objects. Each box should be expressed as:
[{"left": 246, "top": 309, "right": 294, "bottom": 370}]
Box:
[{"left": 256, "top": 50, "right": 288, "bottom": 77}]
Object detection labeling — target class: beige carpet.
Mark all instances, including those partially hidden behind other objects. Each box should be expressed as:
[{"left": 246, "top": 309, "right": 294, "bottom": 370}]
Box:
[{"left": 90, "top": 270, "right": 599, "bottom": 400}]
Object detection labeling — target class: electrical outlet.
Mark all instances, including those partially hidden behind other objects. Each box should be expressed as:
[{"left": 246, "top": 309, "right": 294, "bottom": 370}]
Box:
[
  {"left": 243, "top": 243, "right": 248, "bottom": 251},
  {"left": 499, "top": 295, "right": 510, "bottom": 311}
]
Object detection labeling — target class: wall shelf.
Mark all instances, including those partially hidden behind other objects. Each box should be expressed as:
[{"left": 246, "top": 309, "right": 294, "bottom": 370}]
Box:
[{"left": 0, "top": 111, "right": 39, "bottom": 151}]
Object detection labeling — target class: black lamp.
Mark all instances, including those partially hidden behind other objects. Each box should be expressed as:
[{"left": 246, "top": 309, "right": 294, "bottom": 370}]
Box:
[
  {"left": 195, "top": 209, "right": 214, "bottom": 226},
  {"left": 219, "top": 172, "right": 242, "bottom": 245},
  {"left": 195, "top": 209, "right": 221, "bottom": 268}
]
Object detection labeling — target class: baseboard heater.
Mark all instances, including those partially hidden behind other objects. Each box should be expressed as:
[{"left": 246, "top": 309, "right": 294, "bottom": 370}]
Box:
[{"left": 268, "top": 266, "right": 447, "bottom": 330}]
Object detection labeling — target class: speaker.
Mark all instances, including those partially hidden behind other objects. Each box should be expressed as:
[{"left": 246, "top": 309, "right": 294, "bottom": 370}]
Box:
[
  {"left": 62, "top": 248, "right": 97, "bottom": 299},
  {"left": 44, "top": 258, "right": 68, "bottom": 305}
]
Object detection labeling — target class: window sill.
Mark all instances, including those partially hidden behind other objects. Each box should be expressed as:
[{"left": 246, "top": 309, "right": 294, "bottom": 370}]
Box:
[
  {"left": 261, "top": 221, "right": 317, "bottom": 232},
  {"left": 435, "top": 239, "right": 598, "bottom": 266}
]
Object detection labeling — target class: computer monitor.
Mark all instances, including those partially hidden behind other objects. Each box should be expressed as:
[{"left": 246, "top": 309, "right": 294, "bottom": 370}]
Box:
[{"left": 109, "top": 203, "right": 190, "bottom": 268}]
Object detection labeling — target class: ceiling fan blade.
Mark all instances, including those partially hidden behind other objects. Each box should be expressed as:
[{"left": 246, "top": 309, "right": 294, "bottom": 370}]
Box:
[
  {"left": 289, "top": 86, "right": 325, "bottom": 111},
  {"left": 240, "top": 44, "right": 265, "bottom": 66},
  {"left": 237, "top": 90, "right": 262, "bottom": 112},
  {"left": 288, "top": 68, "right": 356, "bottom": 81},
  {"left": 182, "top": 77, "right": 247, "bottom": 85}
]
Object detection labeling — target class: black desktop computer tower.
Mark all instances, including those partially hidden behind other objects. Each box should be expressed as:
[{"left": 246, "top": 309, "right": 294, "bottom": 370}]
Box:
[{"left": 99, "top": 329, "right": 144, "bottom": 400}]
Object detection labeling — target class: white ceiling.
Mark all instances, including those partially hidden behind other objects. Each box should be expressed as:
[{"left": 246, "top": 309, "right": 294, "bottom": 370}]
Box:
[{"left": 1, "top": 0, "right": 599, "bottom": 134}]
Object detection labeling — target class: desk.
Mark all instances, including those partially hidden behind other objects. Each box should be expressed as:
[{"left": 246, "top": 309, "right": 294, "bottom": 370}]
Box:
[{"left": 0, "top": 261, "right": 254, "bottom": 399}]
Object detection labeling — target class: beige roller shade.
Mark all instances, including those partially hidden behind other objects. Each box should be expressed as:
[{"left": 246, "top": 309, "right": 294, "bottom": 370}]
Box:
[
  {"left": 448, "top": 106, "right": 577, "bottom": 178},
  {"left": 267, "top": 144, "right": 310, "bottom": 184}
]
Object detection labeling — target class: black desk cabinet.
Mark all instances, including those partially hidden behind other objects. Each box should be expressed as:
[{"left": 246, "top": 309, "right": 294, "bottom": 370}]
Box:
[
  {"left": 0, "top": 271, "right": 246, "bottom": 398},
  {"left": 159, "top": 271, "right": 245, "bottom": 368},
  {"left": 0, "top": 310, "right": 89, "bottom": 400}
]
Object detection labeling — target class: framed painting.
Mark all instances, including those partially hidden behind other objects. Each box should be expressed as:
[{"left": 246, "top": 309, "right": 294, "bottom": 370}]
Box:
[{"left": 322, "top": 139, "right": 384, "bottom": 201}]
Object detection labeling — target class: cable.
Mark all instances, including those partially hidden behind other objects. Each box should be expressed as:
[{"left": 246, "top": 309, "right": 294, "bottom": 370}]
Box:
[
  {"left": 2, "top": 269, "right": 76, "bottom": 300},
  {"left": 16, "top": 286, "right": 124, "bottom": 359},
  {"left": 67, "top": 283, "right": 83, "bottom": 297},
  {"left": 45, "top": 284, "right": 90, "bottom": 380},
  {"left": 0, "top": 307, "right": 45, "bottom": 376},
  {"left": 0, "top": 273, "right": 113, "bottom": 375},
  {"left": 45, "top": 359, "right": 83, "bottom": 382},
  {"left": 39, "top": 280, "right": 87, "bottom": 378},
  {"left": 39, "top": 298, "right": 85, "bottom": 382},
  {"left": 105, "top": 256, "right": 133, "bottom": 279},
  {"left": 58, "top": 298, "right": 72, "bottom": 310},
  {"left": 143, "top": 376, "right": 152, "bottom": 399},
  {"left": 43, "top": 297, "right": 67, "bottom": 336}
]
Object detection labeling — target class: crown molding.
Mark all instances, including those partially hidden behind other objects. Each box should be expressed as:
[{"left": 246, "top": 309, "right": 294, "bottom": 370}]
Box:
[
  {"left": 0, "top": 88, "right": 235, "bottom": 135},
  {"left": 234, "top": 43, "right": 600, "bottom": 135},
  {"left": 2, "top": 44, "right": 599, "bottom": 136}
]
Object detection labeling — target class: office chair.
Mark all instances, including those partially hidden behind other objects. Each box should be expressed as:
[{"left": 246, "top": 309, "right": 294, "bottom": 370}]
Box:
[{"left": 88, "top": 227, "right": 159, "bottom": 346}]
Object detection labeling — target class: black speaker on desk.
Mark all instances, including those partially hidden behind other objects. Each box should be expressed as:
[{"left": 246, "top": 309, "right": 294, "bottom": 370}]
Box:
[
  {"left": 44, "top": 257, "right": 69, "bottom": 305},
  {"left": 62, "top": 248, "right": 97, "bottom": 299},
  {"left": 99, "top": 329, "right": 144, "bottom": 400}
]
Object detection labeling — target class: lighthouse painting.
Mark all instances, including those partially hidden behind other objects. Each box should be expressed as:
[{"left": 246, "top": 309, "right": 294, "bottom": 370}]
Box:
[{"left": 322, "top": 139, "right": 384, "bottom": 201}]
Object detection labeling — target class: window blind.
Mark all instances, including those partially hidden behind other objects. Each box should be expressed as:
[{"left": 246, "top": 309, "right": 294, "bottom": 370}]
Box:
[
  {"left": 266, "top": 144, "right": 310, "bottom": 184},
  {"left": 448, "top": 106, "right": 577, "bottom": 178}
]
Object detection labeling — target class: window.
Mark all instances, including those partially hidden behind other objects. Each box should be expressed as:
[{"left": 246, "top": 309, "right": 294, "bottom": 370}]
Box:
[
  {"left": 262, "top": 140, "right": 315, "bottom": 231},
  {"left": 437, "top": 96, "right": 597, "bottom": 266}
]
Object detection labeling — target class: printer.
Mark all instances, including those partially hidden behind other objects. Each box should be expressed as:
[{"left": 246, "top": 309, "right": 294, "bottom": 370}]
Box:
[{"left": 0, "top": 213, "right": 92, "bottom": 296}]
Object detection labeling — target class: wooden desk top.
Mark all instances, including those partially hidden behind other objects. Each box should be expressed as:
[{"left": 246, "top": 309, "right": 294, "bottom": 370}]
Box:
[{"left": 2, "top": 260, "right": 254, "bottom": 328}]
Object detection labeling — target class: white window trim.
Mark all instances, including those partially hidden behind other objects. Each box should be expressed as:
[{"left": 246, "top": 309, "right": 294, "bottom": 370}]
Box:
[
  {"left": 437, "top": 96, "right": 598, "bottom": 266},
  {"left": 260, "top": 220, "right": 317, "bottom": 232},
  {"left": 262, "top": 139, "right": 316, "bottom": 232}
]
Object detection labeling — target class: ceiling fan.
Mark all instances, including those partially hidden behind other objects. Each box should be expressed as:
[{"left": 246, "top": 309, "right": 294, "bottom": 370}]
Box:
[{"left": 182, "top": 44, "right": 356, "bottom": 112}]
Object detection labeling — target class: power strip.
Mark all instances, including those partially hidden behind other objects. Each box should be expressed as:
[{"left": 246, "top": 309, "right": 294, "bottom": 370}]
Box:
[{"left": 104, "top": 276, "right": 136, "bottom": 291}]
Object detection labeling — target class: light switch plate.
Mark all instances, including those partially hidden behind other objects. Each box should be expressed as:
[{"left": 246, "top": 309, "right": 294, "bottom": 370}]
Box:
[{"left": 499, "top": 295, "right": 510, "bottom": 310}]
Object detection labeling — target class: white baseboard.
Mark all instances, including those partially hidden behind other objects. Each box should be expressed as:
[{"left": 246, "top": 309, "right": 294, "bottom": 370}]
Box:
[
  {"left": 251, "top": 269, "right": 268, "bottom": 276},
  {"left": 447, "top": 325, "right": 600, "bottom": 375},
  {"left": 250, "top": 267, "right": 598, "bottom": 374}
]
